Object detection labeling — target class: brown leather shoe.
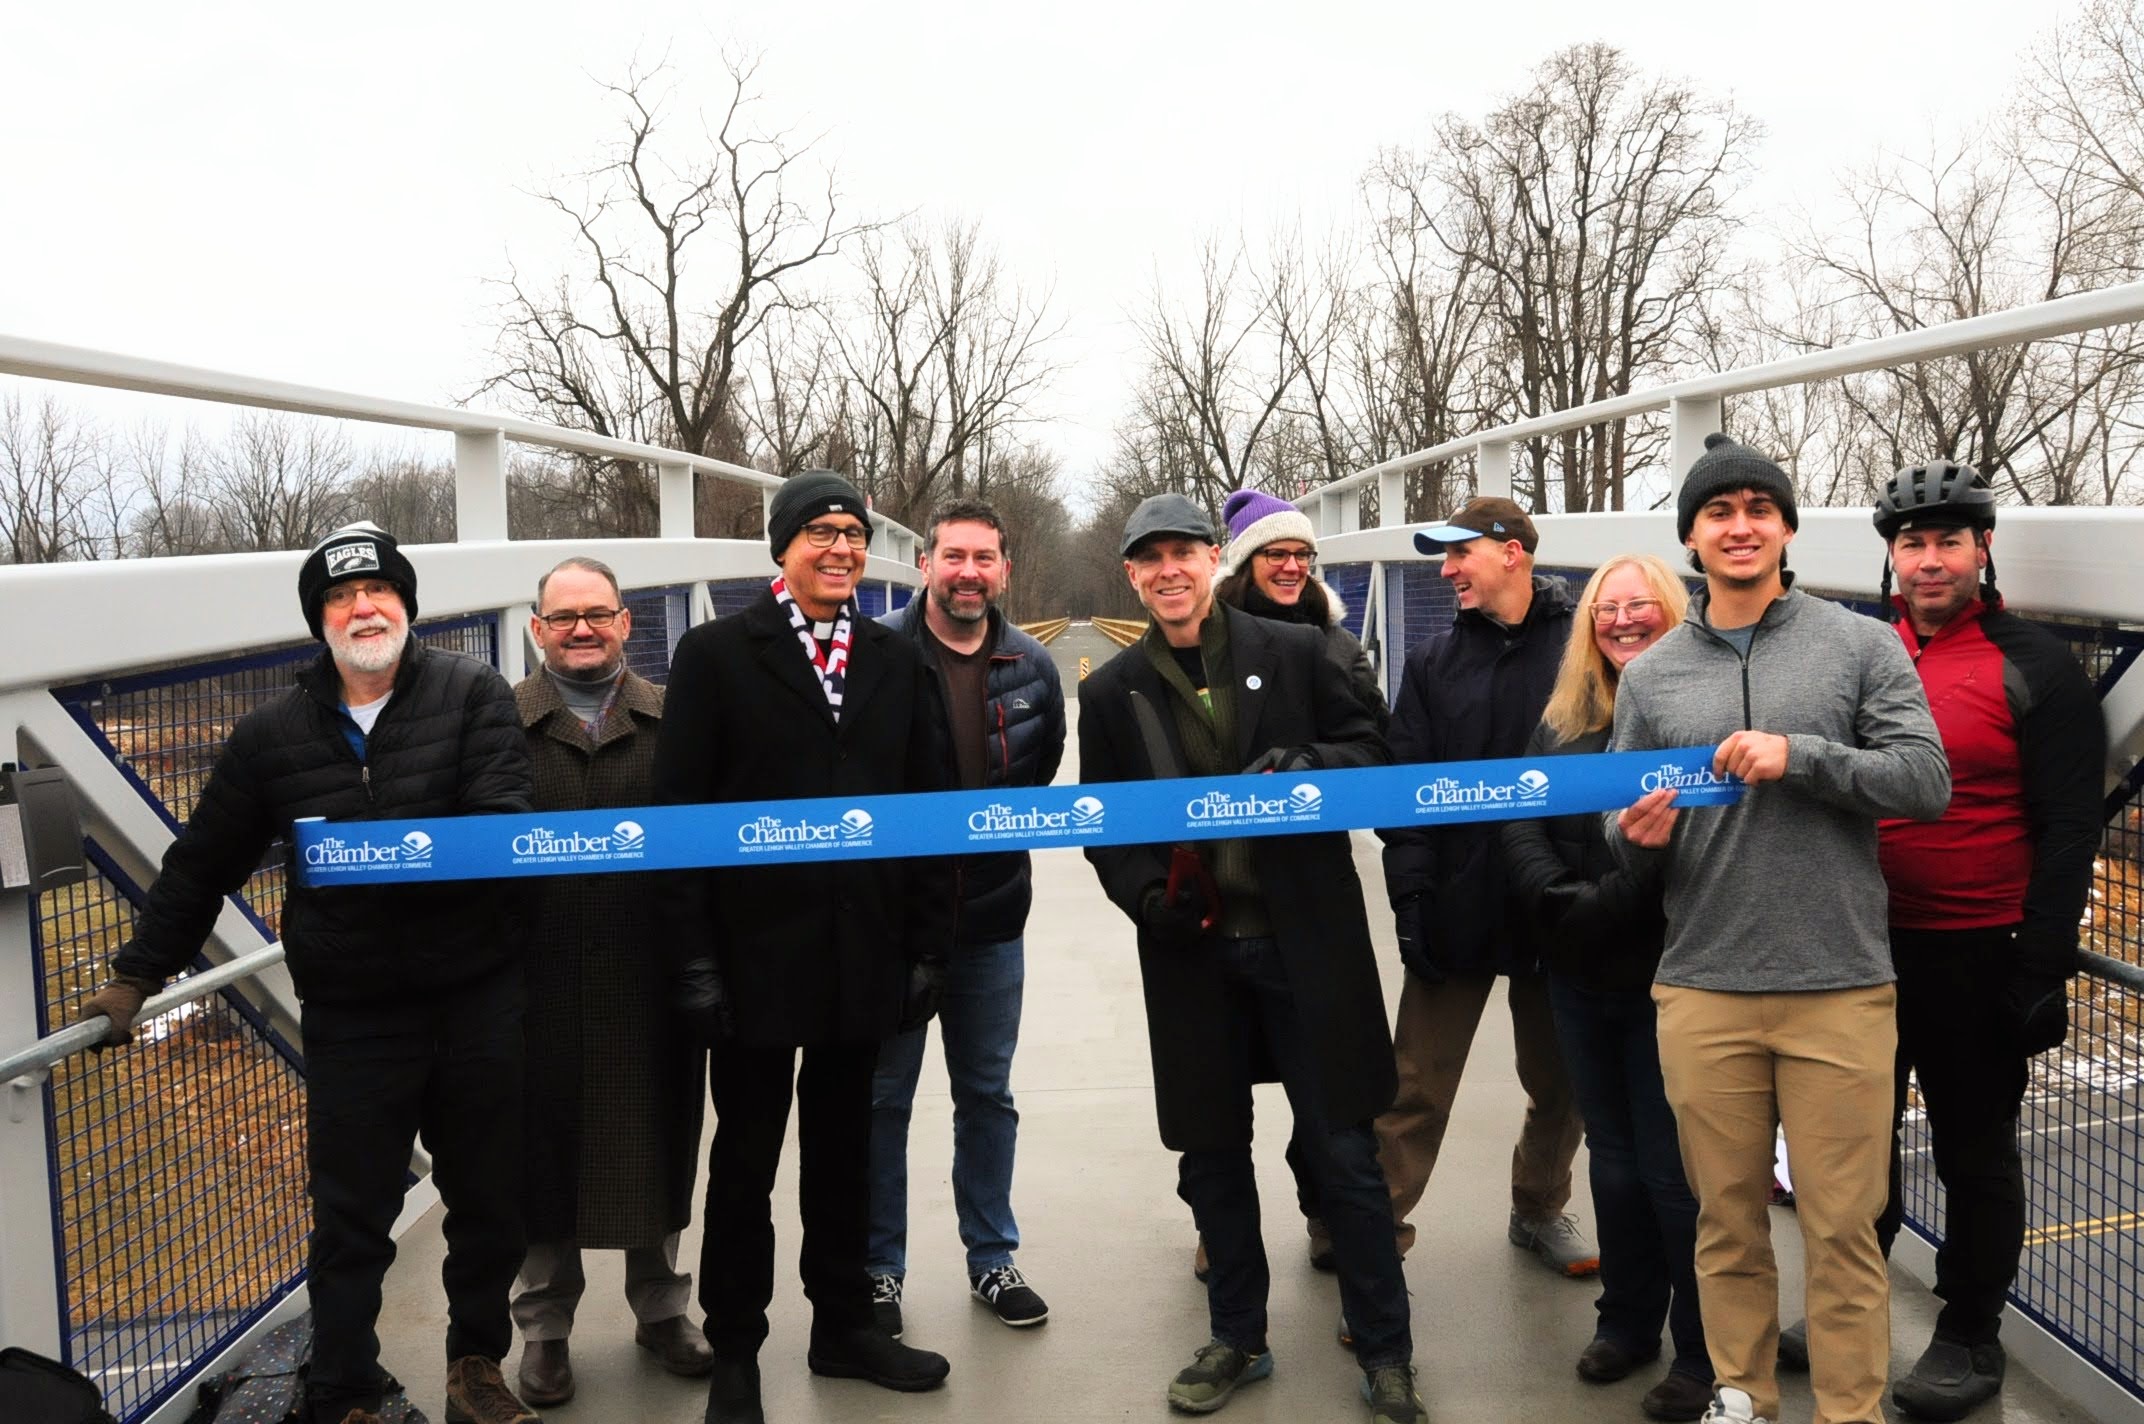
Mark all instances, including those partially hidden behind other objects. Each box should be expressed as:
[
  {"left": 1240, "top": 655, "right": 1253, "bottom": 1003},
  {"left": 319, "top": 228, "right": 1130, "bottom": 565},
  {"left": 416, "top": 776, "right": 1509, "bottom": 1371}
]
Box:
[
  {"left": 445, "top": 1355, "right": 540, "bottom": 1424},
  {"left": 517, "top": 1337, "right": 574, "bottom": 1406},
  {"left": 635, "top": 1315, "right": 716, "bottom": 1378}
]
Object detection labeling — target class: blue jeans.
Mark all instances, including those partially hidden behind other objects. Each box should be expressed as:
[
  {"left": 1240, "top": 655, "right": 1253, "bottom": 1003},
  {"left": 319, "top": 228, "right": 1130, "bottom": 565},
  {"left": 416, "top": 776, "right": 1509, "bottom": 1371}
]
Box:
[
  {"left": 868, "top": 936, "right": 1024, "bottom": 1278},
  {"left": 1548, "top": 975, "right": 1710, "bottom": 1381},
  {"left": 1178, "top": 937, "right": 1412, "bottom": 1371}
]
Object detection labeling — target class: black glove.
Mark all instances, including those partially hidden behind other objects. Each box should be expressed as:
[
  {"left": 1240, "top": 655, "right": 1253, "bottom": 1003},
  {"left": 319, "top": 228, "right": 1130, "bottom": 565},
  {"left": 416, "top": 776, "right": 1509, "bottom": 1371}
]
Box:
[
  {"left": 678, "top": 956, "right": 735, "bottom": 1042},
  {"left": 1141, "top": 880, "right": 1208, "bottom": 948},
  {"left": 898, "top": 961, "right": 947, "bottom": 1032},
  {"left": 2001, "top": 972, "right": 2071, "bottom": 1055},
  {"left": 1243, "top": 745, "right": 1317, "bottom": 775},
  {"left": 1392, "top": 893, "right": 1438, "bottom": 978}
]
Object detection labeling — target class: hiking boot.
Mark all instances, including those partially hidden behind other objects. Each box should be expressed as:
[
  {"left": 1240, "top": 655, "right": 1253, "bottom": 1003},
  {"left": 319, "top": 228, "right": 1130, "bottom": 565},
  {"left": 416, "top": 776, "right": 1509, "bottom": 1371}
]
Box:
[
  {"left": 870, "top": 1272, "right": 905, "bottom": 1339},
  {"left": 704, "top": 1354, "right": 764, "bottom": 1424},
  {"left": 1700, "top": 1385, "right": 1770, "bottom": 1424},
  {"left": 1166, "top": 1340, "right": 1273, "bottom": 1413},
  {"left": 1643, "top": 1370, "right": 1716, "bottom": 1422},
  {"left": 1892, "top": 1336, "right": 2005, "bottom": 1421},
  {"left": 971, "top": 1264, "right": 1050, "bottom": 1326},
  {"left": 1361, "top": 1364, "right": 1425, "bottom": 1424},
  {"left": 1776, "top": 1317, "right": 1809, "bottom": 1371},
  {"left": 1193, "top": 1234, "right": 1211, "bottom": 1282},
  {"left": 806, "top": 1324, "right": 949, "bottom": 1392},
  {"left": 1306, "top": 1217, "right": 1336, "bottom": 1272},
  {"left": 516, "top": 1338, "right": 573, "bottom": 1406},
  {"left": 445, "top": 1356, "right": 540, "bottom": 1424},
  {"left": 1508, "top": 1209, "right": 1601, "bottom": 1277},
  {"left": 1576, "top": 1335, "right": 1659, "bottom": 1382}
]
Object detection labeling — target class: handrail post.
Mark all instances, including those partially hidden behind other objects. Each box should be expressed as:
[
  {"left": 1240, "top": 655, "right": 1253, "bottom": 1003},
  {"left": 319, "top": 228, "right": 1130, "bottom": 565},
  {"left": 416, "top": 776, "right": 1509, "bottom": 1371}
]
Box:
[
  {"left": 1378, "top": 468, "right": 1407, "bottom": 529},
  {"left": 455, "top": 430, "right": 521, "bottom": 679},
  {"left": 1670, "top": 397, "right": 1722, "bottom": 497},
  {"left": 1478, "top": 441, "right": 1513, "bottom": 500},
  {"left": 0, "top": 888, "right": 63, "bottom": 1359},
  {"left": 658, "top": 462, "right": 694, "bottom": 540},
  {"left": 1335, "top": 489, "right": 1361, "bottom": 535}
]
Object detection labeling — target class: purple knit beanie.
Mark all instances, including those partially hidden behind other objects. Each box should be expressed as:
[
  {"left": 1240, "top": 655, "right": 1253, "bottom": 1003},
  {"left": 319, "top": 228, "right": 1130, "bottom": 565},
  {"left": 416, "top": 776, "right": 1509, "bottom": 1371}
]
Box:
[{"left": 1219, "top": 488, "right": 1317, "bottom": 578}]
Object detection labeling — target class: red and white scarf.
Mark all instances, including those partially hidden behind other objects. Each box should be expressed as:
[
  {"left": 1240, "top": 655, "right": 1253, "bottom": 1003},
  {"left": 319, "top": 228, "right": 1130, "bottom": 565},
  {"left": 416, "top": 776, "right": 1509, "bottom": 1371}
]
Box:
[{"left": 770, "top": 576, "right": 854, "bottom": 721}]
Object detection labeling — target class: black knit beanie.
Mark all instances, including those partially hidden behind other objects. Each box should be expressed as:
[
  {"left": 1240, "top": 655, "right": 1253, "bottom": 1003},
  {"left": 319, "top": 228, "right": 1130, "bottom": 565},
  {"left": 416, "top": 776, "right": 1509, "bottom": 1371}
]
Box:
[
  {"left": 1677, "top": 433, "right": 1800, "bottom": 541},
  {"left": 767, "top": 470, "right": 871, "bottom": 561},
  {"left": 297, "top": 523, "right": 418, "bottom": 639}
]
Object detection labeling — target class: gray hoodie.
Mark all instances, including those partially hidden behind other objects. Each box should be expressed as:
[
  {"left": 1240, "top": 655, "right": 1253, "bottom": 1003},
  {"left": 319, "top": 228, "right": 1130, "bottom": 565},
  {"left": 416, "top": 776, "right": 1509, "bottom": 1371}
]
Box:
[{"left": 1607, "top": 582, "right": 1950, "bottom": 992}]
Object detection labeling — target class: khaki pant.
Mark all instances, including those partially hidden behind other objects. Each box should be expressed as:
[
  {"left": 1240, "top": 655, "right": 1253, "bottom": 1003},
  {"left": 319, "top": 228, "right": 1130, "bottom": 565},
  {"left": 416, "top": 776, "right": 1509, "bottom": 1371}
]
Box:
[
  {"left": 1375, "top": 971, "right": 1583, "bottom": 1253},
  {"left": 512, "top": 1234, "right": 692, "bottom": 1340},
  {"left": 1655, "top": 984, "right": 1897, "bottom": 1424}
]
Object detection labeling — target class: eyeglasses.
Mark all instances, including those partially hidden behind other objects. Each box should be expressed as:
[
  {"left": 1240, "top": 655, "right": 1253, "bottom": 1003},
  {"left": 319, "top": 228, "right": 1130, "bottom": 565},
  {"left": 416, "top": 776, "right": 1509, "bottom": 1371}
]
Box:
[
  {"left": 1257, "top": 546, "right": 1317, "bottom": 570},
  {"left": 538, "top": 607, "right": 623, "bottom": 632},
  {"left": 801, "top": 522, "right": 871, "bottom": 550},
  {"left": 1588, "top": 597, "right": 1664, "bottom": 624},
  {"left": 322, "top": 580, "right": 400, "bottom": 609}
]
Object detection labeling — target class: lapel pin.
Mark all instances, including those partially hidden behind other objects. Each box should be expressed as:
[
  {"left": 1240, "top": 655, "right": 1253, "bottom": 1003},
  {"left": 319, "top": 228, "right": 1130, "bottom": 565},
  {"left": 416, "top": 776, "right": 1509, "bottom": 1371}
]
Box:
[{"left": 1245, "top": 675, "right": 1263, "bottom": 690}]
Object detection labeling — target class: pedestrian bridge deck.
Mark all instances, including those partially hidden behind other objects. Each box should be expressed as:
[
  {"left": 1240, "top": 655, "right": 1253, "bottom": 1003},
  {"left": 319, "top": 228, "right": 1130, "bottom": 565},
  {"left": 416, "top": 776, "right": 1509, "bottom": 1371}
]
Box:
[{"left": 368, "top": 635, "right": 2084, "bottom": 1423}]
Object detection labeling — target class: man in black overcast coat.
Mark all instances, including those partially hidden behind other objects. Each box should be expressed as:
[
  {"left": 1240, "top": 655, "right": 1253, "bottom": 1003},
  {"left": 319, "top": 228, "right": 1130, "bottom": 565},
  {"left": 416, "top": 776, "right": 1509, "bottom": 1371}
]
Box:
[{"left": 653, "top": 470, "right": 956, "bottom": 1424}]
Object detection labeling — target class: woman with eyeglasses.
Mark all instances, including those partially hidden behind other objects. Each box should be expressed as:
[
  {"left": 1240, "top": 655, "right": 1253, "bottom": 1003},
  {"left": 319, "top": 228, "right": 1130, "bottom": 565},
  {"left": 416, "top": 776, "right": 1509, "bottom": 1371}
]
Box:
[
  {"left": 1499, "top": 554, "right": 1712, "bottom": 1420},
  {"left": 1214, "top": 489, "right": 1387, "bottom": 731}
]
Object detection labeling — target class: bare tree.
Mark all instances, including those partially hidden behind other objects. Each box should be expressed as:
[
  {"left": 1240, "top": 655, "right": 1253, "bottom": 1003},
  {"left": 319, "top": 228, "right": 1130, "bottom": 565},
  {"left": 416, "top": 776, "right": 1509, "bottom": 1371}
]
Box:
[
  {"left": 476, "top": 53, "right": 869, "bottom": 534},
  {"left": 830, "top": 220, "right": 1061, "bottom": 525},
  {"left": 206, "top": 413, "right": 353, "bottom": 551},
  {"left": 0, "top": 391, "right": 106, "bottom": 563},
  {"left": 1426, "top": 43, "right": 1757, "bottom": 512}
]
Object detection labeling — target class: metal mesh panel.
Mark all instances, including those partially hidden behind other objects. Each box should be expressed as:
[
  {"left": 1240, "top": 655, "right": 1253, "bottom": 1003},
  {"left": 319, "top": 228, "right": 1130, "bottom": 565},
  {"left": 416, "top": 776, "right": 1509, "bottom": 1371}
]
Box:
[
  {"left": 33, "top": 847, "right": 307, "bottom": 1422},
  {"left": 49, "top": 615, "right": 498, "bottom": 936},
  {"left": 620, "top": 585, "right": 682, "bottom": 686},
  {"left": 705, "top": 579, "right": 766, "bottom": 618},
  {"left": 1322, "top": 563, "right": 1371, "bottom": 642}
]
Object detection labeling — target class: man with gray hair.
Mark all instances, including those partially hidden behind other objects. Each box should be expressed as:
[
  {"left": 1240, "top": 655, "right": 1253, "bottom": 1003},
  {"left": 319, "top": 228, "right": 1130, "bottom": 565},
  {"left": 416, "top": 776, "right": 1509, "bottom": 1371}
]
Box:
[
  {"left": 78, "top": 523, "right": 539, "bottom": 1424},
  {"left": 510, "top": 558, "right": 712, "bottom": 1407}
]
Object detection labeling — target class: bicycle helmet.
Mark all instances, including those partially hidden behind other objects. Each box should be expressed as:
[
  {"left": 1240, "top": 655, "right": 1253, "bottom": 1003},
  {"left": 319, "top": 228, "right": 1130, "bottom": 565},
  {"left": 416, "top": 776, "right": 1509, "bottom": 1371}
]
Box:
[{"left": 1872, "top": 459, "right": 1997, "bottom": 539}]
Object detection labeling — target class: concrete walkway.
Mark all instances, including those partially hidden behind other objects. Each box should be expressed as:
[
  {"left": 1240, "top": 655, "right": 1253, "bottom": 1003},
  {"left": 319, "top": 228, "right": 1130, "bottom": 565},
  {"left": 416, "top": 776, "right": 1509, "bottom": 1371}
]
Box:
[{"left": 375, "top": 626, "right": 2089, "bottom": 1423}]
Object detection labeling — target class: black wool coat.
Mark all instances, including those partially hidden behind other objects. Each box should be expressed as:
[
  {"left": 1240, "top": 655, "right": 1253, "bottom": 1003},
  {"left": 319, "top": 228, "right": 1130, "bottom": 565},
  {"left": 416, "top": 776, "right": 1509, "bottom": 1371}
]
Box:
[
  {"left": 515, "top": 668, "right": 704, "bottom": 1247},
  {"left": 1079, "top": 603, "right": 1397, "bottom": 1152},
  {"left": 652, "top": 589, "right": 956, "bottom": 1046}
]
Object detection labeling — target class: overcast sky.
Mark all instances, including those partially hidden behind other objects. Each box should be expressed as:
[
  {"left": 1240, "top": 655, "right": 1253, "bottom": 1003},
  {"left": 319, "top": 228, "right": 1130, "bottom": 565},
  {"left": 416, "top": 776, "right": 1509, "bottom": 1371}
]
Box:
[{"left": 0, "top": 0, "right": 2061, "bottom": 486}]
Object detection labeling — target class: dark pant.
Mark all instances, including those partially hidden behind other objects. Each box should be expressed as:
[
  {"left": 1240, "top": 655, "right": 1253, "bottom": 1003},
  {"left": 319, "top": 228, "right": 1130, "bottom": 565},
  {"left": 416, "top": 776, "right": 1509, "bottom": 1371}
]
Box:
[
  {"left": 1876, "top": 926, "right": 2031, "bottom": 1345},
  {"left": 302, "top": 969, "right": 527, "bottom": 1422},
  {"left": 700, "top": 1038, "right": 877, "bottom": 1356},
  {"left": 1176, "top": 937, "right": 1412, "bottom": 1370},
  {"left": 1548, "top": 975, "right": 1710, "bottom": 1381}
]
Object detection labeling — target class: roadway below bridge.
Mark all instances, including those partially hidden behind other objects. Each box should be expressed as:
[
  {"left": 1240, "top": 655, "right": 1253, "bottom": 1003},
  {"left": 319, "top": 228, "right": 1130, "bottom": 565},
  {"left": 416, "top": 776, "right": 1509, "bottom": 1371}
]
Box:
[{"left": 366, "top": 682, "right": 2089, "bottom": 1424}]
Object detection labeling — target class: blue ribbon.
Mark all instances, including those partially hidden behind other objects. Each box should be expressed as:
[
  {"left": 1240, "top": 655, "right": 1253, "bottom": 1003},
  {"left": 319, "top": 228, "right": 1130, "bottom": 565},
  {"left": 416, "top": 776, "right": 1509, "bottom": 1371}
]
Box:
[{"left": 291, "top": 747, "right": 1739, "bottom": 887}]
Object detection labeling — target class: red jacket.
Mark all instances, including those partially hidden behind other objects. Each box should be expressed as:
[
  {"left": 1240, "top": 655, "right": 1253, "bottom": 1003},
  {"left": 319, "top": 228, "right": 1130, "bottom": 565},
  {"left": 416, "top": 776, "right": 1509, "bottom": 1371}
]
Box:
[{"left": 1878, "top": 597, "right": 2104, "bottom": 972}]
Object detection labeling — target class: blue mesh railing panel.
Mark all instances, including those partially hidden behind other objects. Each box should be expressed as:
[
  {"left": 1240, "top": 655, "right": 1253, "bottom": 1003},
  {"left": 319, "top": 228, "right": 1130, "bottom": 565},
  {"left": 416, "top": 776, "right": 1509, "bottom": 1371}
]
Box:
[
  {"left": 705, "top": 579, "right": 766, "bottom": 618},
  {"left": 620, "top": 585, "right": 681, "bottom": 687},
  {"left": 1322, "top": 563, "right": 1371, "bottom": 642},
  {"left": 32, "top": 845, "right": 308, "bottom": 1423}
]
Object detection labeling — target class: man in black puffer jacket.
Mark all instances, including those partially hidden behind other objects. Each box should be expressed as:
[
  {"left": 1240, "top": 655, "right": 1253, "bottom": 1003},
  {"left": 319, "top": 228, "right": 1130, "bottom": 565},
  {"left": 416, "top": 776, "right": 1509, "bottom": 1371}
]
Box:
[
  {"left": 867, "top": 500, "right": 1066, "bottom": 1338},
  {"left": 78, "top": 524, "right": 538, "bottom": 1424},
  {"left": 1377, "top": 497, "right": 1596, "bottom": 1278}
]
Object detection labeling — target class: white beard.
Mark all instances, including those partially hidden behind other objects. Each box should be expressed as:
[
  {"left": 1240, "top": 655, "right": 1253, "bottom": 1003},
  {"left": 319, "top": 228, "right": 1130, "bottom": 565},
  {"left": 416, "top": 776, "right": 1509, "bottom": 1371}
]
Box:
[{"left": 327, "top": 615, "right": 409, "bottom": 675}]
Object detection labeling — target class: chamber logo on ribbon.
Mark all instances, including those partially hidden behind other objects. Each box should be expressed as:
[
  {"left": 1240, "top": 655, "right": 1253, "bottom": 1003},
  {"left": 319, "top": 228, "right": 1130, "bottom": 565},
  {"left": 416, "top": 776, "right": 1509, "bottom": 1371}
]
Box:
[
  {"left": 1414, "top": 767, "right": 1551, "bottom": 817},
  {"left": 1288, "top": 783, "right": 1323, "bottom": 815},
  {"left": 841, "top": 809, "right": 875, "bottom": 840},
  {"left": 1639, "top": 763, "right": 1732, "bottom": 794},
  {"left": 967, "top": 795, "right": 1107, "bottom": 841},
  {"left": 611, "top": 820, "right": 645, "bottom": 852},
  {"left": 1070, "top": 795, "right": 1105, "bottom": 827},
  {"left": 400, "top": 831, "right": 434, "bottom": 861}
]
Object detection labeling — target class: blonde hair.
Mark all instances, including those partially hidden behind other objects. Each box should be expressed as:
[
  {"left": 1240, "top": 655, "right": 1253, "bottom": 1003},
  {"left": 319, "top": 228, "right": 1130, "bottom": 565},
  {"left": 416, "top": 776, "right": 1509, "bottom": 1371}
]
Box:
[{"left": 1540, "top": 554, "right": 1689, "bottom": 741}]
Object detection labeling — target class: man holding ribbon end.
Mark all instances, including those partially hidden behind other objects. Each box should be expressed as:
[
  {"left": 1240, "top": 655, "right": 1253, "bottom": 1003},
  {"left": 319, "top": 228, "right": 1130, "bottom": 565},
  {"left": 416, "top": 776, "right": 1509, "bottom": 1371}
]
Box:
[
  {"left": 653, "top": 469, "right": 956, "bottom": 1424},
  {"left": 1608, "top": 435, "right": 1950, "bottom": 1424},
  {"left": 77, "top": 522, "right": 538, "bottom": 1424},
  {"left": 1078, "top": 493, "right": 1420, "bottom": 1423}
]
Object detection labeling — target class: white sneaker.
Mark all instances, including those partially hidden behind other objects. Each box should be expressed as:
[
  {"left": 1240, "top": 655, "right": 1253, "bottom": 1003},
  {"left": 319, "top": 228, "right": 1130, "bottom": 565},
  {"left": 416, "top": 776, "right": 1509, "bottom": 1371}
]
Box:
[{"left": 1700, "top": 1385, "right": 1770, "bottom": 1424}]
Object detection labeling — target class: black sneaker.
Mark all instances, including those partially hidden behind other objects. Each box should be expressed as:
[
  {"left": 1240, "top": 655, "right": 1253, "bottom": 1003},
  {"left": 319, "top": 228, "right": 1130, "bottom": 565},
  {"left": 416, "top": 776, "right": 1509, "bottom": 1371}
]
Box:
[
  {"left": 806, "top": 1324, "right": 948, "bottom": 1392},
  {"left": 970, "top": 1264, "right": 1049, "bottom": 1326},
  {"left": 1362, "top": 1364, "right": 1425, "bottom": 1424},
  {"left": 1892, "top": 1336, "right": 2004, "bottom": 1421},
  {"left": 869, "top": 1273, "right": 904, "bottom": 1340},
  {"left": 1166, "top": 1340, "right": 1273, "bottom": 1413}
]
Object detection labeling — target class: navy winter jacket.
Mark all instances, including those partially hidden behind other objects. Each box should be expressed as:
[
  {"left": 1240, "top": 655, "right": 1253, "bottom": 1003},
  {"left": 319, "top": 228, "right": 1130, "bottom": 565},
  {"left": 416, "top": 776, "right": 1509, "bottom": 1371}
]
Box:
[
  {"left": 881, "top": 598, "right": 1067, "bottom": 945},
  {"left": 1379, "top": 575, "right": 1575, "bottom": 979}
]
